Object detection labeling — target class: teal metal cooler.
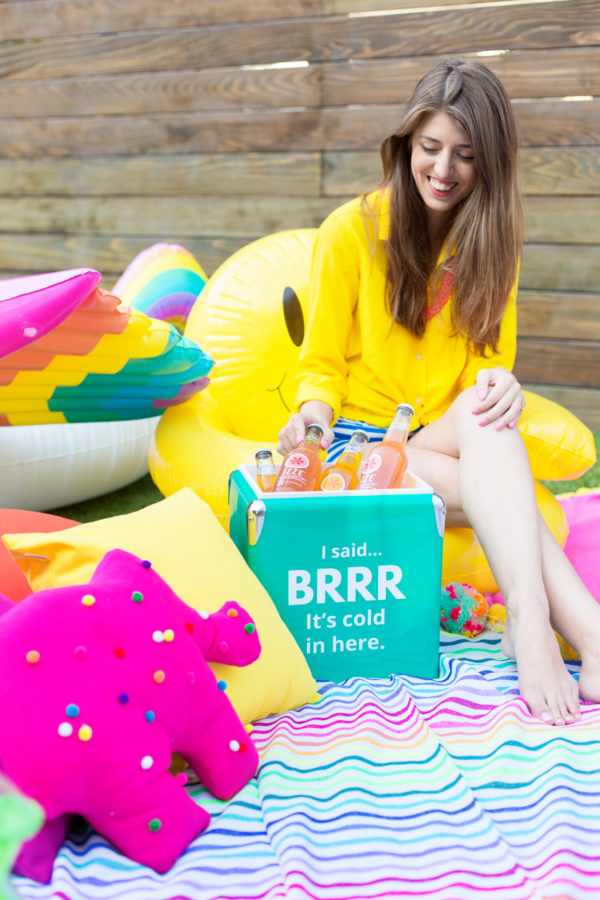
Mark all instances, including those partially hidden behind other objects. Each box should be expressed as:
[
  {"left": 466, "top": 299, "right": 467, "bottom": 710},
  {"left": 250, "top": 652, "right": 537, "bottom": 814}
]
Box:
[{"left": 229, "top": 465, "right": 445, "bottom": 682}]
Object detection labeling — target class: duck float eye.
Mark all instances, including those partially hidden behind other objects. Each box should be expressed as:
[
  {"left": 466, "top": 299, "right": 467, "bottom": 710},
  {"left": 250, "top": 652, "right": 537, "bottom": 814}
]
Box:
[{"left": 283, "top": 286, "right": 304, "bottom": 347}]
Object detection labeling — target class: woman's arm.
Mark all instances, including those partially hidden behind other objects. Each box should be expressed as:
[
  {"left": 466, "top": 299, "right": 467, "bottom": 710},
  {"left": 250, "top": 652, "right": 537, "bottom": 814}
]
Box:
[{"left": 279, "top": 207, "right": 361, "bottom": 453}]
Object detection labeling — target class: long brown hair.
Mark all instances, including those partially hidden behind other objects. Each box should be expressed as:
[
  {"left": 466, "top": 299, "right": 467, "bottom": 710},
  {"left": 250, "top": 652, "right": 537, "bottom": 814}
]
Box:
[{"left": 378, "top": 58, "right": 523, "bottom": 354}]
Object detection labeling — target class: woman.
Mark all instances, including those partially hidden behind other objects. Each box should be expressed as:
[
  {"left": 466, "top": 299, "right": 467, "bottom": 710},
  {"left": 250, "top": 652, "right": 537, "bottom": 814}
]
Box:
[{"left": 278, "top": 58, "right": 600, "bottom": 726}]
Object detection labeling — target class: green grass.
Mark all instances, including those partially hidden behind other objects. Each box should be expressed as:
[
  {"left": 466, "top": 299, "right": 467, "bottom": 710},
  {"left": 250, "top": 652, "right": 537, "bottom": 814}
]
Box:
[
  {"left": 50, "top": 474, "right": 163, "bottom": 523},
  {"left": 48, "top": 433, "right": 600, "bottom": 525}
]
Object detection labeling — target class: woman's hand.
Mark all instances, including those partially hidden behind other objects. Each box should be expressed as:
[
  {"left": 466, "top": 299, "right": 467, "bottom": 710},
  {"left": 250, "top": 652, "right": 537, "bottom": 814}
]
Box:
[
  {"left": 471, "top": 367, "right": 526, "bottom": 431},
  {"left": 277, "top": 400, "right": 334, "bottom": 455}
]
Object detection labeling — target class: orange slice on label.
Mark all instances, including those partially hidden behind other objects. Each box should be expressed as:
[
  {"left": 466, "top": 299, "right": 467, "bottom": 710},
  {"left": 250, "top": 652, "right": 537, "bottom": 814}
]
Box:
[{"left": 321, "top": 472, "right": 345, "bottom": 492}]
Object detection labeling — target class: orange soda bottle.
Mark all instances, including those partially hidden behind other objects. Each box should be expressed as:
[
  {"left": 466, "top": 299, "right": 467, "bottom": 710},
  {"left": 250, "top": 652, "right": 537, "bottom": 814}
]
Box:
[
  {"left": 273, "top": 423, "right": 324, "bottom": 493},
  {"left": 255, "top": 448, "right": 277, "bottom": 492},
  {"left": 357, "top": 404, "right": 414, "bottom": 490},
  {"left": 318, "top": 429, "right": 368, "bottom": 492}
]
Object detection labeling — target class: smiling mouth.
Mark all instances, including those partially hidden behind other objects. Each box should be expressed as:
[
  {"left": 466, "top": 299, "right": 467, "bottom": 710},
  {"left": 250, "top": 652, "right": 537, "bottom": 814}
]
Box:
[
  {"left": 428, "top": 177, "right": 456, "bottom": 196},
  {"left": 266, "top": 372, "right": 290, "bottom": 411}
]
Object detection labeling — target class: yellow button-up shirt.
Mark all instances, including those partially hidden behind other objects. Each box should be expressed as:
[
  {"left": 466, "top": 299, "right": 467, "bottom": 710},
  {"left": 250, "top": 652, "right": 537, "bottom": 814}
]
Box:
[{"left": 294, "top": 189, "right": 517, "bottom": 429}]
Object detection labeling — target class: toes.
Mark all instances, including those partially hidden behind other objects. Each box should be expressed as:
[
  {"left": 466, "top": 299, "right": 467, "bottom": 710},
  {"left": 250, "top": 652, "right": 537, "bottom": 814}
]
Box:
[
  {"left": 544, "top": 701, "right": 565, "bottom": 727},
  {"left": 525, "top": 689, "right": 556, "bottom": 724},
  {"left": 524, "top": 681, "right": 580, "bottom": 726},
  {"left": 565, "top": 682, "right": 581, "bottom": 719},
  {"left": 535, "top": 704, "right": 564, "bottom": 727}
]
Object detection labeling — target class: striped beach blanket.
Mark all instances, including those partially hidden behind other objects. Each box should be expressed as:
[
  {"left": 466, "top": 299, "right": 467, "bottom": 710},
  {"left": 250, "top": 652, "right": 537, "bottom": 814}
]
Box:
[{"left": 12, "top": 631, "right": 600, "bottom": 900}]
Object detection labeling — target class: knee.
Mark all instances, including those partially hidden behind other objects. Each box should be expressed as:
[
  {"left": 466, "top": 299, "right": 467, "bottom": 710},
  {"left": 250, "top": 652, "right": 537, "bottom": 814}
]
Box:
[{"left": 450, "top": 385, "right": 480, "bottom": 425}]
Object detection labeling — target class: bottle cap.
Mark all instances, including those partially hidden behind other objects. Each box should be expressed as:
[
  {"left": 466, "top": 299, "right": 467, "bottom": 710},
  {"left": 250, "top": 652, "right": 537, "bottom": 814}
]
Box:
[
  {"left": 351, "top": 429, "right": 369, "bottom": 442},
  {"left": 395, "top": 403, "right": 415, "bottom": 417},
  {"left": 306, "top": 423, "right": 324, "bottom": 440},
  {"left": 255, "top": 448, "right": 273, "bottom": 461}
]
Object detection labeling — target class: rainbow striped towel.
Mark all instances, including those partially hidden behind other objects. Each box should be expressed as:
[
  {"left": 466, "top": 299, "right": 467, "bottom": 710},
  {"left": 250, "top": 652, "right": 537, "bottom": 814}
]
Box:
[{"left": 12, "top": 633, "right": 600, "bottom": 900}]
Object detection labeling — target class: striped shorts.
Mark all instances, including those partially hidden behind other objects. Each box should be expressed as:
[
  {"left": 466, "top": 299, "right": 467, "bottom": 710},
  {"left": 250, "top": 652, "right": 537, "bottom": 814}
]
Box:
[{"left": 327, "top": 416, "right": 423, "bottom": 461}]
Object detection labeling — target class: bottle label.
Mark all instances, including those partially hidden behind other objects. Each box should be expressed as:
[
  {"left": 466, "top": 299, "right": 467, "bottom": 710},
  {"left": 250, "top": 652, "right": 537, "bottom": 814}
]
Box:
[
  {"left": 321, "top": 472, "right": 345, "bottom": 492},
  {"left": 284, "top": 453, "right": 309, "bottom": 470},
  {"left": 362, "top": 452, "right": 382, "bottom": 474}
]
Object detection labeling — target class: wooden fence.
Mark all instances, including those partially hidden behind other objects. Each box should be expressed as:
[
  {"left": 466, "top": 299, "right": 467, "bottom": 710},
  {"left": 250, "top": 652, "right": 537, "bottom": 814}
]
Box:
[{"left": 1, "top": 0, "right": 599, "bottom": 428}]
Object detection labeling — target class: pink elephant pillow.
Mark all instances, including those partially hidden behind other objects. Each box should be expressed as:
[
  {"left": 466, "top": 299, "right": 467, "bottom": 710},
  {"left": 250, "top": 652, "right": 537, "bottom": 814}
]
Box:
[{"left": 1, "top": 549, "right": 261, "bottom": 881}]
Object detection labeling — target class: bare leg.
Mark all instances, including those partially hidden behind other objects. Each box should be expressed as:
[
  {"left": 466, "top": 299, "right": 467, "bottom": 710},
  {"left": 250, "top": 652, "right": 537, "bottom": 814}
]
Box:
[{"left": 407, "top": 386, "right": 588, "bottom": 725}]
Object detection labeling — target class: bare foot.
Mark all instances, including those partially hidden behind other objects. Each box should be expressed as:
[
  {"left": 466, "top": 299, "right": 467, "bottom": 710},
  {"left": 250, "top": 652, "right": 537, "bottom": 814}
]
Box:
[{"left": 502, "top": 604, "right": 580, "bottom": 726}]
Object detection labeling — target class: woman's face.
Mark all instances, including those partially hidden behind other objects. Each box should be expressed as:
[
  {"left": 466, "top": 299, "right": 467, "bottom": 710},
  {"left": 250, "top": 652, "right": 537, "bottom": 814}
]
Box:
[{"left": 410, "top": 111, "right": 477, "bottom": 228}]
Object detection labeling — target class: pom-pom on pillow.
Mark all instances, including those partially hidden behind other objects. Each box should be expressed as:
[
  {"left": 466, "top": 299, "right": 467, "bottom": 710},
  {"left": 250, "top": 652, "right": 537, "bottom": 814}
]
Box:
[
  {"left": 440, "top": 582, "right": 489, "bottom": 638},
  {"left": 3, "top": 549, "right": 262, "bottom": 880},
  {"left": 3, "top": 489, "right": 317, "bottom": 724}
]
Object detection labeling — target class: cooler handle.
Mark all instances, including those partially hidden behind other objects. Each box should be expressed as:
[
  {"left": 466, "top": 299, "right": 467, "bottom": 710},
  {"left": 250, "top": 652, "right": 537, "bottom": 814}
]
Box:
[
  {"left": 432, "top": 493, "right": 446, "bottom": 538},
  {"left": 247, "top": 500, "right": 266, "bottom": 545}
]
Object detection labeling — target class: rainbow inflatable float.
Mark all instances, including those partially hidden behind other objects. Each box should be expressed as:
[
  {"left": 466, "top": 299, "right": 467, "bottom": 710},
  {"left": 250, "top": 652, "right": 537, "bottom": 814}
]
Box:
[
  {"left": 113, "top": 242, "right": 207, "bottom": 332},
  {"left": 0, "top": 267, "right": 211, "bottom": 509},
  {"left": 149, "top": 230, "right": 596, "bottom": 593}
]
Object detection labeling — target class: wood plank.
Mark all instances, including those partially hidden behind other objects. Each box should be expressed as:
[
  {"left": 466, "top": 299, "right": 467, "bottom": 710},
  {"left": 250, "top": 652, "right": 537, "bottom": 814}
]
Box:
[
  {"left": 1, "top": 0, "right": 325, "bottom": 39},
  {"left": 0, "top": 0, "right": 596, "bottom": 81},
  {"left": 3, "top": 0, "right": 562, "bottom": 38},
  {"left": 0, "top": 64, "right": 321, "bottom": 118},
  {"left": 0, "top": 108, "right": 381, "bottom": 158},
  {"left": 517, "top": 290, "right": 600, "bottom": 341},
  {"left": 520, "top": 245, "right": 600, "bottom": 293},
  {"left": 324, "top": 147, "right": 600, "bottom": 197},
  {"left": 2, "top": 45, "right": 596, "bottom": 120},
  {"left": 519, "top": 148, "right": 600, "bottom": 195},
  {"left": 0, "top": 234, "right": 249, "bottom": 279},
  {"left": 312, "top": 0, "right": 600, "bottom": 61},
  {"left": 1, "top": 100, "right": 598, "bottom": 158},
  {"left": 523, "top": 197, "right": 600, "bottom": 244},
  {"left": 322, "top": 47, "right": 600, "bottom": 106},
  {"left": 322, "top": 151, "right": 380, "bottom": 195},
  {"left": 0, "top": 195, "right": 340, "bottom": 238},
  {"left": 515, "top": 338, "right": 600, "bottom": 388},
  {"left": 521, "top": 383, "right": 600, "bottom": 432},
  {"left": 0, "top": 153, "right": 322, "bottom": 197},
  {"left": 0, "top": 21, "right": 314, "bottom": 80},
  {"left": 325, "top": 0, "right": 489, "bottom": 11},
  {"left": 514, "top": 98, "right": 600, "bottom": 147}
]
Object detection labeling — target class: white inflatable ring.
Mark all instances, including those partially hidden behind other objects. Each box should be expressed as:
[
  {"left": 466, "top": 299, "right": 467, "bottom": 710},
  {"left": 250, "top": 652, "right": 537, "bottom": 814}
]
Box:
[{"left": 0, "top": 417, "right": 158, "bottom": 511}]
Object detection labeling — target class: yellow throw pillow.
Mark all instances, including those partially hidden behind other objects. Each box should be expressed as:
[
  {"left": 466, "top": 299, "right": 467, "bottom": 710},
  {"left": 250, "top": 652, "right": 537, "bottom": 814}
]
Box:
[{"left": 3, "top": 488, "right": 317, "bottom": 724}]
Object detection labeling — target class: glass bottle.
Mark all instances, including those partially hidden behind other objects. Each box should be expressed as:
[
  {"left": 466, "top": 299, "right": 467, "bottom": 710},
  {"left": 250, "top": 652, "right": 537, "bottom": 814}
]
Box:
[
  {"left": 318, "top": 429, "right": 368, "bottom": 492},
  {"left": 255, "top": 448, "right": 277, "bottom": 492},
  {"left": 357, "top": 404, "right": 414, "bottom": 490},
  {"left": 273, "top": 423, "right": 324, "bottom": 493}
]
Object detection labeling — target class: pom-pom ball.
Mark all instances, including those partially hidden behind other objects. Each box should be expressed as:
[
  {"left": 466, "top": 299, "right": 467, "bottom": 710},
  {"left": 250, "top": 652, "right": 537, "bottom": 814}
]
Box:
[{"left": 440, "top": 582, "right": 489, "bottom": 638}]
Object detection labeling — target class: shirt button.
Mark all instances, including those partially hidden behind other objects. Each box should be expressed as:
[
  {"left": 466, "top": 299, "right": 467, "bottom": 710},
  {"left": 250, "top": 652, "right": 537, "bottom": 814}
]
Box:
[
  {"left": 416, "top": 354, "right": 422, "bottom": 360},
  {"left": 415, "top": 397, "right": 422, "bottom": 405}
]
